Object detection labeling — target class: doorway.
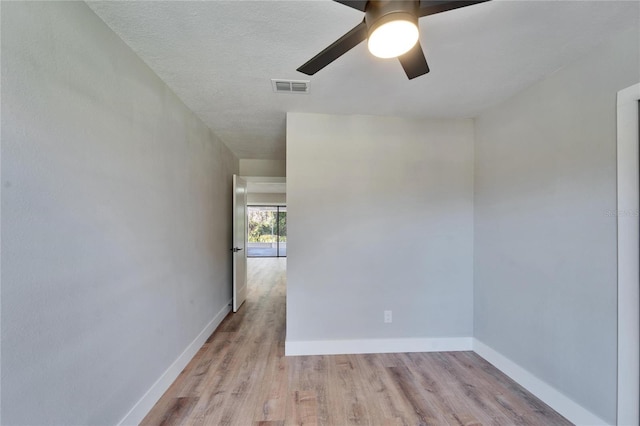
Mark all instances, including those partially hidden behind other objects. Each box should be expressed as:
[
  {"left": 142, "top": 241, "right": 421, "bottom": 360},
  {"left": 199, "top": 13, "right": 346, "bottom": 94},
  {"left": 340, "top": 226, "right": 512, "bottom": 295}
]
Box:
[{"left": 247, "top": 206, "right": 287, "bottom": 258}]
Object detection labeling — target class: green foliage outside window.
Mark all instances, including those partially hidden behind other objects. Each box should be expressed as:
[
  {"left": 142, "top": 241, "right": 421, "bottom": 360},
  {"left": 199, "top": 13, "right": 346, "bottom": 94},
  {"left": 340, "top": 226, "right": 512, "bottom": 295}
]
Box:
[{"left": 248, "top": 208, "right": 286, "bottom": 243}]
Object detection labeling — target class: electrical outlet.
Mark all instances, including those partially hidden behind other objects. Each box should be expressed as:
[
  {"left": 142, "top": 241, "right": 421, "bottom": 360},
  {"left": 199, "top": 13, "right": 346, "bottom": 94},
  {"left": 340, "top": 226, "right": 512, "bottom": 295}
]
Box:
[{"left": 384, "top": 310, "right": 392, "bottom": 323}]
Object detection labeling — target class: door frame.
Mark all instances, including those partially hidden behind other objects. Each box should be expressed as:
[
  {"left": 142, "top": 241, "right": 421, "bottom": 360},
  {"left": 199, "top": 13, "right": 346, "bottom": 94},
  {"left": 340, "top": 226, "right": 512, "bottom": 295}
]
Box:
[{"left": 617, "top": 82, "right": 639, "bottom": 425}]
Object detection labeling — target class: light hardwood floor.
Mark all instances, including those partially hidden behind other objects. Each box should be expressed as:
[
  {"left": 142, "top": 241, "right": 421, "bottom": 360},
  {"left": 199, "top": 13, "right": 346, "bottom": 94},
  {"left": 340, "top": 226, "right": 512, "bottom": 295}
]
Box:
[{"left": 141, "top": 258, "right": 572, "bottom": 425}]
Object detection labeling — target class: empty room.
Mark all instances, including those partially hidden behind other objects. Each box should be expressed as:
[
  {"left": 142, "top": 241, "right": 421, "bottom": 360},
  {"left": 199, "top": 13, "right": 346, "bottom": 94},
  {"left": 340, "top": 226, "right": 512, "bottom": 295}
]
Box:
[{"left": 2, "top": 1, "right": 639, "bottom": 425}]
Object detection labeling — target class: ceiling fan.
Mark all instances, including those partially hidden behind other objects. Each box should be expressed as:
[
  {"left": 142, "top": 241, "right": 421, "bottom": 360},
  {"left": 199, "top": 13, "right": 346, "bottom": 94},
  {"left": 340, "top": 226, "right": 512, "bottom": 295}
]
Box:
[{"left": 297, "top": 0, "right": 490, "bottom": 80}]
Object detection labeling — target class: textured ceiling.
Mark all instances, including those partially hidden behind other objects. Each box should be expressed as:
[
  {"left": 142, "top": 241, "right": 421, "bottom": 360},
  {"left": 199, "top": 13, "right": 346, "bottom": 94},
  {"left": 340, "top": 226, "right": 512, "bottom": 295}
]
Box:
[{"left": 88, "top": 1, "right": 639, "bottom": 160}]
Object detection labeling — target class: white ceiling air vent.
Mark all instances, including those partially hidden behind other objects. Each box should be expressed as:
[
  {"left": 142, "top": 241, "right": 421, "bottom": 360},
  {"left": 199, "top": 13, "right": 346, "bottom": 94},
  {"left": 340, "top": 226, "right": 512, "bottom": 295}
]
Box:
[{"left": 271, "top": 79, "right": 310, "bottom": 94}]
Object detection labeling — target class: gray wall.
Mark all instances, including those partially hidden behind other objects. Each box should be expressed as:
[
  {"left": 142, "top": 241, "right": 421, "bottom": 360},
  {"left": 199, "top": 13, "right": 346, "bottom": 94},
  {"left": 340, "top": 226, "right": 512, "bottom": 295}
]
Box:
[
  {"left": 287, "top": 113, "right": 474, "bottom": 342},
  {"left": 240, "top": 159, "right": 286, "bottom": 177},
  {"left": 473, "top": 26, "right": 639, "bottom": 424},
  {"left": 1, "top": 2, "right": 238, "bottom": 424}
]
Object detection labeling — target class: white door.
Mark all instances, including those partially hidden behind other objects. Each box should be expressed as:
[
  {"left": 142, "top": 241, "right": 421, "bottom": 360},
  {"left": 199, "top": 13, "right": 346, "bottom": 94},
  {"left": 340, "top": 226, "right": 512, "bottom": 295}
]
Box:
[{"left": 232, "top": 174, "right": 247, "bottom": 312}]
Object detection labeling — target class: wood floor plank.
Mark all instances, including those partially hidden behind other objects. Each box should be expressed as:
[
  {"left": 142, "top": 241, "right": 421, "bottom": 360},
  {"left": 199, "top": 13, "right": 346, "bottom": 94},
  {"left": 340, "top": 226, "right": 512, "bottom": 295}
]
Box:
[
  {"left": 365, "top": 354, "right": 429, "bottom": 426},
  {"left": 449, "top": 351, "right": 571, "bottom": 426},
  {"left": 285, "top": 390, "right": 318, "bottom": 426},
  {"left": 387, "top": 365, "right": 451, "bottom": 425},
  {"left": 256, "top": 421, "right": 285, "bottom": 426},
  {"left": 141, "top": 258, "right": 573, "bottom": 426},
  {"left": 403, "top": 352, "right": 490, "bottom": 426},
  {"left": 427, "top": 352, "right": 513, "bottom": 426},
  {"left": 140, "top": 397, "right": 199, "bottom": 426},
  {"left": 177, "top": 333, "right": 235, "bottom": 398},
  {"left": 331, "top": 354, "right": 374, "bottom": 425},
  {"left": 351, "top": 354, "right": 414, "bottom": 425},
  {"left": 252, "top": 341, "right": 288, "bottom": 422},
  {"left": 322, "top": 356, "right": 349, "bottom": 426}
]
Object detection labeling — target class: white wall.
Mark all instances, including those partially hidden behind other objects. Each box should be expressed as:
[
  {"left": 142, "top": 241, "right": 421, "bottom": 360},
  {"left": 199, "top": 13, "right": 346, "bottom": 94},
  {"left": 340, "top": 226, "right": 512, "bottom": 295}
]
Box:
[
  {"left": 286, "top": 113, "right": 474, "bottom": 348},
  {"left": 1, "top": 2, "right": 238, "bottom": 424},
  {"left": 474, "top": 26, "right": 639, "bottom": 424},
  {"left": 240, "top": 159, "right": 286, "bottom": 177},
  {"left": 248, "top": 193, "right": 286, "bottom": 205}
]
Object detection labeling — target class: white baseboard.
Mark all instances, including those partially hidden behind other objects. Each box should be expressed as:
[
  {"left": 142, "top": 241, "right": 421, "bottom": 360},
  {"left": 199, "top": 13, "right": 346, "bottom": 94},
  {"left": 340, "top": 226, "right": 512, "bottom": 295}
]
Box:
[
  {"left": 117, "top": 300, "right": 232, "bottom": 426},
  {"left": 285, "top": 336, "right": 473, "bottom": 356},
  {"left": 473, "top": 339, "right": 609, "bottom": 426}
]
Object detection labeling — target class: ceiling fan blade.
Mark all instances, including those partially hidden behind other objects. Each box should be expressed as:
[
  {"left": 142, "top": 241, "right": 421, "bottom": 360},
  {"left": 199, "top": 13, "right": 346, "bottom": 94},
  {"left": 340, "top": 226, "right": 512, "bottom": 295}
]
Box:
[
  {"left": 333, "top": 0, "right": 368, "bottom": 12},
  {"left": 297, "top": 20, "right": 368, "bottom": 75},
  {"left": 398, "top": 41, "right": 430, "bottom": 79},
  {"left": 418, "top": 0, "right": 490, "bottom": 17}
]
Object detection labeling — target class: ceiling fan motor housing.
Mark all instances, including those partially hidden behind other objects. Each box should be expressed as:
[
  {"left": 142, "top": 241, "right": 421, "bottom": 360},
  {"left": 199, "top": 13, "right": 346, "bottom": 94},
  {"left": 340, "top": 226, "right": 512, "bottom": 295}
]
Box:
[{"left": 365, "top": 0, "right": 419, "bottom": 34}]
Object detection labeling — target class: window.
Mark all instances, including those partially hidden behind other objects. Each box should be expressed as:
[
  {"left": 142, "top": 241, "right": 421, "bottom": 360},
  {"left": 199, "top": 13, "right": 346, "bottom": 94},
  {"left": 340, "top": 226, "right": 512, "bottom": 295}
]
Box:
[{"left": 247, "top": 206, "right": 286, "bottom": 257}]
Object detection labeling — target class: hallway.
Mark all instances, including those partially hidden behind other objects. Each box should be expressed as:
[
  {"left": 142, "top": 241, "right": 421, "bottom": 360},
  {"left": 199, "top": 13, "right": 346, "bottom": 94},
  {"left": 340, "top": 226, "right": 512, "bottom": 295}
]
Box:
[{"left": 142, "top": 258, "right": 570, "bottom": 425}]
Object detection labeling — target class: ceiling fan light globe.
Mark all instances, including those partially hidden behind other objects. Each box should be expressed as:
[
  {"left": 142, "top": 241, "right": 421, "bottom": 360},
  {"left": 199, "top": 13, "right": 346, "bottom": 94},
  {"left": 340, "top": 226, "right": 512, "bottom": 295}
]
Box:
[{"left": 367, "top": 19, "right": 419, "bottom": 59}]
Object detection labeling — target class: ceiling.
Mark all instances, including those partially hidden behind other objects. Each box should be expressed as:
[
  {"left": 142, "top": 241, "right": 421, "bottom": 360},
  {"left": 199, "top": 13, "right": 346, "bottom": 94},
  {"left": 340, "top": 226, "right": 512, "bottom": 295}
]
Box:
[{"left": 88, "top": 1, "right": 639, "bottom": 160}]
